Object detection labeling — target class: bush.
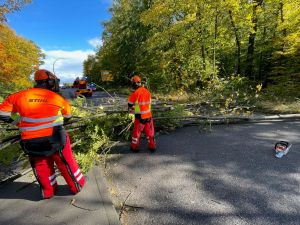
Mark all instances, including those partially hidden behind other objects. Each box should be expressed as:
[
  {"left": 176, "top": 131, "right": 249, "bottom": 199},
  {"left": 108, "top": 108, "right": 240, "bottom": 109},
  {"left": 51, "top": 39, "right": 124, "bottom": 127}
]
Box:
[{"left": 192, "top": 75, "right": 258, "bottom": 114}]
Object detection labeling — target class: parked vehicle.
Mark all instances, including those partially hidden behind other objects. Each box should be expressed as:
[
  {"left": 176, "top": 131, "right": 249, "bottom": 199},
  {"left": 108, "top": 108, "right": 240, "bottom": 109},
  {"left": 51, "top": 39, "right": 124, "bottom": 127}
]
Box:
[{"left": 73, "top": 77, "right": 93, "bottom": 97}]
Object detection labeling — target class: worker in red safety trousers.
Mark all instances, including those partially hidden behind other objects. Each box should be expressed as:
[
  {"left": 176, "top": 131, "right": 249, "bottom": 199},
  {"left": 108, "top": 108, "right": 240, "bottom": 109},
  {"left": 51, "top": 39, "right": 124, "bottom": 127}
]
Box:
[
  {"left": 128, "top": 75, "right": 156, "bottom": 152},
  {"left": 0, "top": 69, "right": 85, "bottom": 199}
]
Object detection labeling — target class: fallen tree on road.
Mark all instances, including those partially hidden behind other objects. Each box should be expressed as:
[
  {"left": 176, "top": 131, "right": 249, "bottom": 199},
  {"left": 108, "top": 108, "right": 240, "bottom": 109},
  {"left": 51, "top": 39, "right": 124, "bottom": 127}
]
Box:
[{"left": 1, "top": 98, "right": 299, "bottom": 185}]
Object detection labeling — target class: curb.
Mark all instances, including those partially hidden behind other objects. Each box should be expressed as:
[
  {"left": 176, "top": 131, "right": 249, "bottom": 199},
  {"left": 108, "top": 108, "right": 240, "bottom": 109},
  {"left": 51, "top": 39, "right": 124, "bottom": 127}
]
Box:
[{"left": 91, "top": 166, "right": 121, "bottom": 225}]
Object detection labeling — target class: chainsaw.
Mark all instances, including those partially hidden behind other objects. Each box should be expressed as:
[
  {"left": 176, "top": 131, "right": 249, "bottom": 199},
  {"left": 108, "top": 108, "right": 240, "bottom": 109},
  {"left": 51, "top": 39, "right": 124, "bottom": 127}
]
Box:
[{"left": 275, "top": 141, "right": 292, "bottom": 158}]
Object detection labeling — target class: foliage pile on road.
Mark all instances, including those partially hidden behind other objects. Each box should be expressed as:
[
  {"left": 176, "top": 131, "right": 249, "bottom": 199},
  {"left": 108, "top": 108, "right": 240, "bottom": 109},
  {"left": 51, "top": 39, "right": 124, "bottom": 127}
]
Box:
[
  {"left": 154, "top": 104, "right": 193, "bottom": 132},
  {"left": 0, "top": 96, "right": 192, "bottom": 173},
  {"left": 193, "top": 75, "right": 260, "bottom": 115},
  {"left": 154, "top": 75, "right": 260, "bottom": 117},
  {"left": 68, "top": 97, "right": 193, "bottom": 171},
  {"left": 68, "top": 100, "right": 132, "bottom": 172}
]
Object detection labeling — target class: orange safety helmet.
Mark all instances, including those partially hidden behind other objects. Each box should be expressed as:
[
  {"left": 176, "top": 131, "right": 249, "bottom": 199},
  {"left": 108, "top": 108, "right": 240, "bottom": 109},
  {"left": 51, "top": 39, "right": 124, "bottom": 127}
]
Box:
[
  {"left": 131, "top": 75, "right": 141, "bottom": 83},
  {"left": 34, "top": 69, "right": 58, "bottom": 81},
  {"left": 34, "top": 69, "right": 60, "bottom": 92}
]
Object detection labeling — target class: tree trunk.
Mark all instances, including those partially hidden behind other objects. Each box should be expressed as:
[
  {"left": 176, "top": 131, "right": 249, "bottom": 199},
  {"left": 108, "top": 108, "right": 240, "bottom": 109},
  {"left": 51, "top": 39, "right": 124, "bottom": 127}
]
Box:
[
  {"left": 258, "top": 26, "right": 266, "bottom": 82},
  {"left": 245, "top": 0, "right": 264, "bottom": 79},
  {"left": 213, "top": 8, "right": 218, "bottom": 75},
  {"left": 228, "top": 9, "right": 241, "bottom": 75},
  {"left": 279, "top": 2, "right": 287, "bottom": 66}
]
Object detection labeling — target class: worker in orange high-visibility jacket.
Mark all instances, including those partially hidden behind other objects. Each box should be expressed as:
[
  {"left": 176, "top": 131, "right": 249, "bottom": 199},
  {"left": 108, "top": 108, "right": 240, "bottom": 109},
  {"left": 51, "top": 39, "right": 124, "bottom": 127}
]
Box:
[
  {"left": 128, "top": 75, "right": 156, "bottom": 152},
  {"left": 0, "top": 69, "right": 85, "bottom": 199}
]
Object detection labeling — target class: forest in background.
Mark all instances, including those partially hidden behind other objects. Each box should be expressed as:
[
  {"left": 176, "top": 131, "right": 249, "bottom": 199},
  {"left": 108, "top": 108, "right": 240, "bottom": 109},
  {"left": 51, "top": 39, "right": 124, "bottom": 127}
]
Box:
[
  {"left": 84, "top": 0, "right": 300, "bottom": 102},
  {"left": 0, "top": 0, "right": 299, "bottom": 101}
]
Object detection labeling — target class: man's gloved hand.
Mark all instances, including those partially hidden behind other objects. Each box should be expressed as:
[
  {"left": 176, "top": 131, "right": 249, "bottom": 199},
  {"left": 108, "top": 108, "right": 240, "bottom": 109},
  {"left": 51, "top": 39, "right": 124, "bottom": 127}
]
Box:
[
  {"left": 128, "top": 107, "right": 135, "bottom": 114},
  {"left": 128, "top": 102, "right": 134, "bottom": 114}
]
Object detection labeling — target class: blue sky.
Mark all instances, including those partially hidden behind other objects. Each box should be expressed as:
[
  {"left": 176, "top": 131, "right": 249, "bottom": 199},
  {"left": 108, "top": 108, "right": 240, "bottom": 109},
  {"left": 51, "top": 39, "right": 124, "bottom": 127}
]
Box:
[{"left": 7, "top": 0, "right": 112, "bottom": 83}]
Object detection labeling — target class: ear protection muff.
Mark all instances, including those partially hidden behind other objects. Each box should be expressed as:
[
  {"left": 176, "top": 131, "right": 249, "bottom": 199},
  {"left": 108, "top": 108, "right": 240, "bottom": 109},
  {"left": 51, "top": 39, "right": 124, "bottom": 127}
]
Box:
[
  {"left": 45, "top": 71, "right": 54, "bottom": 86},
  {"left": 45, "top": 71, "right": 60, "bottom": 92}
]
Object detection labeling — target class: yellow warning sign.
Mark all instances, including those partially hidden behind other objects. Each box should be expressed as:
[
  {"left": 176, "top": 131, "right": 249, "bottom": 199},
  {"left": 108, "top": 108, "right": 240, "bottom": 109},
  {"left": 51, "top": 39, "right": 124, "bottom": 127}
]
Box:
[{"left": 101, "top": 70, "right": 113, "bottom": 81}]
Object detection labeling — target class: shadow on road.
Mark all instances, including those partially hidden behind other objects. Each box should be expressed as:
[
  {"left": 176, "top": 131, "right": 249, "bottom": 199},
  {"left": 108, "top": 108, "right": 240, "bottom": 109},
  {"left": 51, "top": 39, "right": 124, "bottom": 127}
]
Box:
[
  {"left": 0, "top": 181, "right": 73, "bottom": 201},
  {"left": 107, "top": 121, "right": 300, "bottom": 225}
]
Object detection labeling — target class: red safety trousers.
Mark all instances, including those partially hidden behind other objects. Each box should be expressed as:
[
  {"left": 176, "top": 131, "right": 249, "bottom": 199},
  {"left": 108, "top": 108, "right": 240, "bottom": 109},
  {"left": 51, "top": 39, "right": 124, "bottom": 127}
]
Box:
[
  {"left": 131, "top": 118, "right": 156, "bottom": 151},
  {"left": 29, "top": 134, "right": 85, "bottom": 199}
]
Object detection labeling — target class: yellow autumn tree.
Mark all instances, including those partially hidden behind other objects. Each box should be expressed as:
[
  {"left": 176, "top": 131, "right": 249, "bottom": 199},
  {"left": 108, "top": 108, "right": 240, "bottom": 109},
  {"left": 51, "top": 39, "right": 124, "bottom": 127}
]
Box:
[
  {"left": 0, "top": 0, "right": 31, "bottom": 23},
  {"left": 0, "top": 24, "right": 43, "bottom": 90}
]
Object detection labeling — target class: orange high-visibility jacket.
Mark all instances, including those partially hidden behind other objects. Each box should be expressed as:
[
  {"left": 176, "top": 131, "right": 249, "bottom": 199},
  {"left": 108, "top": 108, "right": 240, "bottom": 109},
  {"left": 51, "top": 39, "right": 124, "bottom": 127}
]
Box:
[
  {"left": 0, "top": 88, "right": 71, "bottom": 140},
  {"left": 128, "top": 86, "right": 152, "bottom": 119}
]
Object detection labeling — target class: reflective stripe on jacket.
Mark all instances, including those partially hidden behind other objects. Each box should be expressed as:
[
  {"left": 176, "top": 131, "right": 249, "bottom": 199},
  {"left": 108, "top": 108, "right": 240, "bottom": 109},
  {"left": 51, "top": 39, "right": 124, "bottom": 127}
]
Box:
[
  {"left": 0, "top": 88, "right": 72, "bottom": 139},
  {"left": 128, "top": 86, "right": 152, "bottom": 119}
]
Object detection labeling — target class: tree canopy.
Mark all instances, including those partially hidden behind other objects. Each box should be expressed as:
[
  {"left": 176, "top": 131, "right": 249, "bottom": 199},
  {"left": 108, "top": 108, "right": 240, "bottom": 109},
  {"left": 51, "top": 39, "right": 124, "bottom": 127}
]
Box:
[
  {"left": 85, "top": 0, "right": 300, "bottom": 93},
  {"left": 0, "top": 0, "right": 43, "bottom": 91},
  {"left": 0, "top": 24, "right": 43, "bottom": 89},
  {"left": 0, "top": 0, "right": 31, "bottom": 23}
]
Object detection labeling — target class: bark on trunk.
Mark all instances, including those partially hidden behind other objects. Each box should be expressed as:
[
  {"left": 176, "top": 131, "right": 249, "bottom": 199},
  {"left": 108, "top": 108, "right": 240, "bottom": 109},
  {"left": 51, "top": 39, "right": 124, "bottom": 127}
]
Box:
[
  {"left": 245, "top": 0, "right": 264, "bottom": 79},
  {"left": 228, "top": 9, "right": 241, "bottom": 75}
]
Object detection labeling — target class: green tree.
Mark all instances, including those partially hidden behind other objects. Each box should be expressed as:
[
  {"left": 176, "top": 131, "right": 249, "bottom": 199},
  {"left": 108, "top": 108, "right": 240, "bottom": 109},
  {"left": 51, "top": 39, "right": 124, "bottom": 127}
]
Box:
[
  {"left": 93, "top": 0, "right": 152, "bottom": 85},
  {"left": 88, "top": 0, "right": 300, "bottom": 93}
]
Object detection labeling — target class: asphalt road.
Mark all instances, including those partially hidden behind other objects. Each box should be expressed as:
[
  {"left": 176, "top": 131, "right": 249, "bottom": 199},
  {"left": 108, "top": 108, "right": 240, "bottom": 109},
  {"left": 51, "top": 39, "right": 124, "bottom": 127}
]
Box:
[
  {"left": 61, "top": 89, "right": 300, "bottom": 224},
  {"left": 61, "top": 88, "right": 127, "bottom": 107},
  {"left": 106, "top": 121, "right": 300, "bottom": 225}
]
